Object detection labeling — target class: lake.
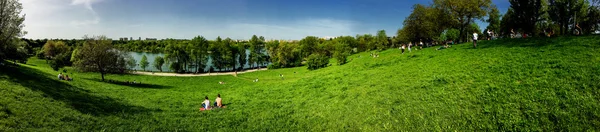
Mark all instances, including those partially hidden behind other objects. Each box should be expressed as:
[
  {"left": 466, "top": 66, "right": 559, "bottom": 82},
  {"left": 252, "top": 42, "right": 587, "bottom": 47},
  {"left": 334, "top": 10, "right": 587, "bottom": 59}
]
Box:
[{"left": 129, "top": 49, "right": 259, "bottom": 72}]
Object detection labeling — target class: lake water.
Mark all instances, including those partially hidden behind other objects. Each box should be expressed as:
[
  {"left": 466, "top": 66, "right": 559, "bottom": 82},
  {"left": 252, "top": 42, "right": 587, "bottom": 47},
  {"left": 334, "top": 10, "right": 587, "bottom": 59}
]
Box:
[{"left": 129, "top": 49, "right": 260, "bottom": 72}]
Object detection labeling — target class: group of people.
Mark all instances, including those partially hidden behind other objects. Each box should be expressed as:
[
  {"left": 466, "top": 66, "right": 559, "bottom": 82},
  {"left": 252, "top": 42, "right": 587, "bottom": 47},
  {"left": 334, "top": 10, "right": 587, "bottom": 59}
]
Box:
[
  {"left": 370, "top": 52, "right": 380, "bottom": 58},
  {"left": 57, "top": 73, "right": 73, "bottom": 81},
  {"left": 200, "top": 94, "right": 224, "bottom": 111}
]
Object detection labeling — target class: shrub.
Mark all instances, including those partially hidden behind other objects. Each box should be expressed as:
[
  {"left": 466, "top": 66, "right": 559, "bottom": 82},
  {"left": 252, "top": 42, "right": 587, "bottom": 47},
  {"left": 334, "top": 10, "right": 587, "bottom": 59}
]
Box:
[
  {"left": 306, "top": 54, "right": 329, "bottom": 70},
  {"left": 36, "top": 50, "right": 45, "bottom": 59},
  {"left": 267, "top": 63, "right": 281, "bottom": 69}
]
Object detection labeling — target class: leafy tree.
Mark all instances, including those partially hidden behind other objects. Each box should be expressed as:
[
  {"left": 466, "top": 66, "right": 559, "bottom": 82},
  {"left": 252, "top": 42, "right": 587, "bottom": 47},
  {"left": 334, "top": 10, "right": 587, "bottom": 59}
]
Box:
[
  {"left": 237, "top": 43, "right": 247, "bottom": 71},
  {"left": 306, "top": 54, "right": 329, "bottom": 70},
  {"left": 333, "top": 37, "right": 352, "bottom": 65},
  {"left": 402, "top": 4, "right": 446, "bottom": 43},
  {"left": 42, "top": 41, "right": 70, "bottom": 60},
  {"left": 299, "top": 36, "right": 320, "bottom": 59},
  {"left": 189, "top": 36, "right": 209, "bottom": 73},
  {"left": 395, "top": 28, "right": 410, "bottom": 45},
  {"left": 125, "top": 55, "right": 136, "bottom": 70},
  {"left": 499, "top": 8, "right": 518, "bottom": 37},
  {"left": 434, "top": 0, "right": 492, "bottom": 42},
  {"left": 549, "top": 0, "right": 589, "bottom": 35},
  {"left": 140, "top": 55, "right": 149, "bottom": 71},
  {"left": 153, "top": 56, "right": 165, "bottom": 72},
  {"left": 248, "top": 35, "right": 266, "bottom": 69},
  {"left": 508, "top": 0, "right": 545, "bottom": 35},
  {"left": 356, "top": 34, "right": 375, "bottom": 52},
  {"left": 446, "top": 29, "right": 460, "bottom": 42},
  {"left": 376, "top": 30, "right": 389, "bottom": 50},
  {"left": 210, "top": 36, "right": 225, "bottom": 71},
  {"left": 73, "top": 35, "right": 128, "bottom": 81},
  {"left": 486, "top": 5, "right": 502, "bottom": 34},
  {"left": 164, "top": 39, "right": 189, "bottom": 73},
  {"left": 70, "top": 48, "right": 78, "bottom": 62},
  {"left": 0, "top": 0, "right": 27, "bottom": 62}
]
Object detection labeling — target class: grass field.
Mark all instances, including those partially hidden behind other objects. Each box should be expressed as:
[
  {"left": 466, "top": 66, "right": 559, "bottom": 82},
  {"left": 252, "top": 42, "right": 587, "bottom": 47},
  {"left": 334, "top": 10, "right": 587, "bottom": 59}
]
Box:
[{"left": 1, "top": 36, "right": 600, "bottom": 131}]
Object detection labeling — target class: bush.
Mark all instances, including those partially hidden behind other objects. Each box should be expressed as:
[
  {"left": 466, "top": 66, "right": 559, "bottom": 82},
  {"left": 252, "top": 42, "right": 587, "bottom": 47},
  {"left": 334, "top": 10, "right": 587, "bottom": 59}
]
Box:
[
  {"left": 267, "top": 63, "right": 281, "bottom": 69},
  {"left": 306, "top": 54, "right": 329, "bottom": 70},
  {"left": 333, "top": 51, "right": 349, "bottom": 65},
  {"left": 36, "top": 50, "right": 45, "bottom": 59},
  {"left": 169, "top": 62, "right": 182, "bottom": 73},
  {"left": 446, "top": 29, "right": 460, "bottom": 42}
]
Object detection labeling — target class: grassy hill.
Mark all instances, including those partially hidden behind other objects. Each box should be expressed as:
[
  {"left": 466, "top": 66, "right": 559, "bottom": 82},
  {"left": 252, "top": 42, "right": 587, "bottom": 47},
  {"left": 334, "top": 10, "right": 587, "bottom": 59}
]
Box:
[{"left": 1, "top": 36, "right": 600, "bottom": 131}]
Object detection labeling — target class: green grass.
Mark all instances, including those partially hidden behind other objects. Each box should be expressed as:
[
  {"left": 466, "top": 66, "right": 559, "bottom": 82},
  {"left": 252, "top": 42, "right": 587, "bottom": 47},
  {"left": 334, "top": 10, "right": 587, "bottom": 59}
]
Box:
[{"left": 1, "top": 36, "right": 600, "bottom": 131}]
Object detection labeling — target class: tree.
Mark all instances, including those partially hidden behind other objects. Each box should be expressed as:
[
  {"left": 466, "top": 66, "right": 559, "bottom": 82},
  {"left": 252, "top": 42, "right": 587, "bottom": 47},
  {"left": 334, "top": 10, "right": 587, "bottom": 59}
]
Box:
[
  {"left": 499, "top": 8, "right": 518, "bottom": 37},
  {"left": 248, "top": 35, "right": 266, "bottom": 69},
  {"left": 237, "top": 43, "right": 247, "bottom": 71},
  {"left": 333, "top": 36, "right": 353, "bottom": 65},
  {"left": 153, "top": 56, "right": 165, "bottom": 72},
  {"left": 306, "top": 54, "right": 329, "bottom": 70},
  {"left": 140, "top": 55, "right": 149, "bottom": 71},
  {"left": 376, "top": 30, "right": 389, "bottom": 50},
  {"left": 189, "top": 36, "right": 209, "bottom": 73},
  {"left": 486, "top": 5, "right": 502, "bottom": 34},
  {"left": 508, "top": 0, "right": 545, "bottom": 35},
  {"left": 402, "top": 4, "right": 449, "bottom": 43},
  {"left": 125, "top": 54, "right": 136, "bottom": 70},
  {"left": 446, "top": 28, "right": 460, "bottom": 42},
  {"left": 73, "top": 35, "right": 128, "bottom": 81},
  {"left": 0, "top": 0, "right": 27, "bottom": 62},
  {"left": 164, "top": 39, "right": 189, "bottom": 73},
  {"left": 434, "top": 0, "right": 492, "bottom": 42},
  {"left": 549, "top": 0, "right": 590, "bottom": 35},
  {"left": 299, "top": 36, "right": 320, "bottom": 59},
  {"left": 42, "top": 41, "right": 69, "bottom": 60},
  {"left": 42, "top": 41, "right": 71, "bottom": 70}
]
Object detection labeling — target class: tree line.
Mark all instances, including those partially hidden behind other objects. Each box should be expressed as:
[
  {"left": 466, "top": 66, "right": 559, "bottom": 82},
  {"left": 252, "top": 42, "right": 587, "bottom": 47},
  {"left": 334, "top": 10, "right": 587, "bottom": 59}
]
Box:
[{"left": 396, "top": 0, "right": 600, "bottom": 45}]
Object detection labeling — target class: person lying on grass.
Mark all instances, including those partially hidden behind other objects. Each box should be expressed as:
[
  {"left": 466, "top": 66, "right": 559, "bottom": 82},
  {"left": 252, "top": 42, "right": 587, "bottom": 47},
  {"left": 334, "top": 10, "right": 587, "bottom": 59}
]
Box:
[{"left": 200, "top": 96, "right": 211, "bottom": 111}]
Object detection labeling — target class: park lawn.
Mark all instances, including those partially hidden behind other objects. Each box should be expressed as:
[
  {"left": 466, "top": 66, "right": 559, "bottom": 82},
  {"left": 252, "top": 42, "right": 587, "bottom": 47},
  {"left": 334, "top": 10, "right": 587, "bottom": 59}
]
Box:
[{"left": 1, "top": 36, "right": 600, "bottom": 131}]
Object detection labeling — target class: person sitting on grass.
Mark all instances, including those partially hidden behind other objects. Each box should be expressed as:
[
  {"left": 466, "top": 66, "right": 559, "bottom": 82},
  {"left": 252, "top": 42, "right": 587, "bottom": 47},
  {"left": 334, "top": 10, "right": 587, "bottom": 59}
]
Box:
[
  {"left": 58, "top": 73, "right": 64, "bottom": 80},
  {"left": 213, "top": 94, "right": 223, "bottom": 108},
  {"left": 200, "top": 96, "right": 211, "bottom": 111},
  {"left": 65, "top": 75, "right": 73, "bottom": 81}
]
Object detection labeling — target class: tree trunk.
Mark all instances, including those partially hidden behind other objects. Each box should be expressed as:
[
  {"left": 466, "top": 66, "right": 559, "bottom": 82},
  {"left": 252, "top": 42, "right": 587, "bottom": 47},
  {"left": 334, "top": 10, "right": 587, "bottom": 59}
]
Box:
[{"left": 101, "top": 72, "right": 105, "bottom": 81}]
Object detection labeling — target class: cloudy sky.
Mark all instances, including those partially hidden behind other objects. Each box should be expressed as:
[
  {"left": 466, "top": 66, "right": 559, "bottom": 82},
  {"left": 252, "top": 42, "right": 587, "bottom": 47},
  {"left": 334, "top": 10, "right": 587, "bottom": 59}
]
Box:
[{"left": 21, "top": 0, "right": 510, "bottom": 40}]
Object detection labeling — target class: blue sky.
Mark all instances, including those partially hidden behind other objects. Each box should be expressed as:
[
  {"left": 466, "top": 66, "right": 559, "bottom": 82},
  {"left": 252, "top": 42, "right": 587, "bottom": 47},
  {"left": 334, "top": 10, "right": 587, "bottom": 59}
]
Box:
[{"left": 22, "top": 0, "right": 510, "bottom": 40}]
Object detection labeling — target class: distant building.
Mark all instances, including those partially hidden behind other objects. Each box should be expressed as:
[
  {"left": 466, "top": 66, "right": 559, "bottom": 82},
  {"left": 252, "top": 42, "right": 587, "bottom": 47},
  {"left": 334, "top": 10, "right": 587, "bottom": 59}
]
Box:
[
  {"left": 139, "top": 37, "right": 141, "bottom": 40},
  {"left": 119, "top": 37, "right": 129, "bottom": 41},
  {"left": 145, "top": 38, "right": 157, "bottom": 41},
  {"left": 130, "top": 37, "right": 133, "bottom": 41}
]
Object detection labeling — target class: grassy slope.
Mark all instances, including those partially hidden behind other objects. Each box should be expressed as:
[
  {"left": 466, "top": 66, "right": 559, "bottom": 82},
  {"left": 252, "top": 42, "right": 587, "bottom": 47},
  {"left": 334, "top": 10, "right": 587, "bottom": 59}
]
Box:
[{"left": 1, "top": 36, "right": 600, "bottom": 131}]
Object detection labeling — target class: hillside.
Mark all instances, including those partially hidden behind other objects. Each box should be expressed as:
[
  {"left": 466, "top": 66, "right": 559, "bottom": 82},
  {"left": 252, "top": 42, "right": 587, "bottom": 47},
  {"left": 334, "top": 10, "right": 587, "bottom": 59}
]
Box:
[{"left": 1, "top": 36, "right": 600, "bottom": 131}]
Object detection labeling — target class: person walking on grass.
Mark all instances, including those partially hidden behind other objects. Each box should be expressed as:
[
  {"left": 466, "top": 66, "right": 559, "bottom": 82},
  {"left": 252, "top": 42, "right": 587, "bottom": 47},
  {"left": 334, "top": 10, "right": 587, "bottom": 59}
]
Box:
[
  {"left": 472, "top": 32, "right": 478, "bottom": 48},
  {"left": 400, "top": 44, "right": 406, "bottom": 54}
]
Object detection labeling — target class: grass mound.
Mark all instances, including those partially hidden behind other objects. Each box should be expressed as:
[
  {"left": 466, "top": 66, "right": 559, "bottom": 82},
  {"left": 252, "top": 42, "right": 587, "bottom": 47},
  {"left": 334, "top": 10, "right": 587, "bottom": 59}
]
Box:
[{"left": 1, "top": 36, "right": 600, "bottom": 131}]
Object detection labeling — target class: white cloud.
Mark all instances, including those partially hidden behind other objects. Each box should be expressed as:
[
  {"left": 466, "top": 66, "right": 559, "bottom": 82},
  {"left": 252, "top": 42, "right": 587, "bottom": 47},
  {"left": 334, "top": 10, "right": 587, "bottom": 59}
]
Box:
[{"left": 70, "top": 0, "right": 101, "bottom": 13}]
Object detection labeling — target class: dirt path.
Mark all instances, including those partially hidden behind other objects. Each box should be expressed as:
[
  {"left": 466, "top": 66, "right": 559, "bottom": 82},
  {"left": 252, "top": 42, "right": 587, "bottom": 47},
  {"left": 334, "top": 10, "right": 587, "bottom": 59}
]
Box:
[{"left": 131, "top": 68, "right": 268, "bottom": 77}]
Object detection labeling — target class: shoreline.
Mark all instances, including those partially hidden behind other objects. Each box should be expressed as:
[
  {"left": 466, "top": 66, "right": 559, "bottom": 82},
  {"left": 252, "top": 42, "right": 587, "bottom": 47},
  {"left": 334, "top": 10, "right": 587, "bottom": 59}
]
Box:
[{"left": 131, "top": 68, "right": 268, "bottom": 77}]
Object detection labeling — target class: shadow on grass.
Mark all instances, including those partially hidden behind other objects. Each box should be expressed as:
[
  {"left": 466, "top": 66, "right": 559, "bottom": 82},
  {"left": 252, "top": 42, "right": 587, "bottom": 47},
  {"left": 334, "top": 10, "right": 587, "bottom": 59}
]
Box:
[
  {"left": 0, "top": 65, "right": 160, "bottom": 116},
  {"left": 82, "top": 78, "right": 173, "bottom": 89}
]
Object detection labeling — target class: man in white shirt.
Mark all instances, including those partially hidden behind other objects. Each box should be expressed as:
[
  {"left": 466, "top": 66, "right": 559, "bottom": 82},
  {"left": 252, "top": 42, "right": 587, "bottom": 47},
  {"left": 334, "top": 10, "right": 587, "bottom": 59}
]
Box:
[{"left": 473, "top": 32, "right": 478, "bottom": 48}]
